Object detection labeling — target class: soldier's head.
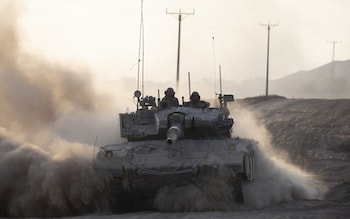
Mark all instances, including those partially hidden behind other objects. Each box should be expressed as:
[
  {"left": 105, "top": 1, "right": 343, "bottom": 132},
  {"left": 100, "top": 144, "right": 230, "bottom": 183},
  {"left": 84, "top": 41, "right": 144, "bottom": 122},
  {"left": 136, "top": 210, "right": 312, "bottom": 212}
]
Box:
[
  {"left": 190, "top": 91, "right": 200, "bottom": 102},
  {"left": 165, "top": 87, "right": 175, "bottom": 97}
]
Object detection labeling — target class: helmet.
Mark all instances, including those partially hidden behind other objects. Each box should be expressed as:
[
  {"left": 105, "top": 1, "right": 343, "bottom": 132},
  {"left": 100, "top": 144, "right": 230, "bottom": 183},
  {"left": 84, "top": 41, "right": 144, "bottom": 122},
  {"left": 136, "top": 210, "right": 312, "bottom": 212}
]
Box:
[
  {"left": 165, "top": 87, "right": 175, "bottom": 96},
  {"left": 190, "top": 91, "right": 200, "bottom": 101}
]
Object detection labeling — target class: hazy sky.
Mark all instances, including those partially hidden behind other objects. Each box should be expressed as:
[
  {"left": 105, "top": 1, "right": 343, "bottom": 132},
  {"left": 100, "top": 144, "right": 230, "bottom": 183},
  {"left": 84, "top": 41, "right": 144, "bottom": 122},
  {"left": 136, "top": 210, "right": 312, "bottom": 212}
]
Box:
[{"left": 13, "top": 0, "right": 350, "bottom": 88}]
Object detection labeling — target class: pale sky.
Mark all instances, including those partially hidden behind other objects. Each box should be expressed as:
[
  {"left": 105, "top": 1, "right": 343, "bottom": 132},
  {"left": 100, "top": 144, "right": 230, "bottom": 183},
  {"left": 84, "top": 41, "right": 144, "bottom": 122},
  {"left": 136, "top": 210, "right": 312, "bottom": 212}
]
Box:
[{"left": 13, "top": 0, "right": 350, "bottom": 90}]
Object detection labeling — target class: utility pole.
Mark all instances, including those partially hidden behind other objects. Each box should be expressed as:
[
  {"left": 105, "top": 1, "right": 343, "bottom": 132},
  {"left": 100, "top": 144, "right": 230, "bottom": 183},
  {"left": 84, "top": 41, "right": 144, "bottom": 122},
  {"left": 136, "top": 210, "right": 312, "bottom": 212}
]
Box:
[
  {"left": 327, "top": 40, "right": 342, "bottom": 62},
  {"left": 260, "top": 22, "right": 278, "bottom": 96},
  {"left": 167, "top": 9, "right": 194, "bottom": 93}
]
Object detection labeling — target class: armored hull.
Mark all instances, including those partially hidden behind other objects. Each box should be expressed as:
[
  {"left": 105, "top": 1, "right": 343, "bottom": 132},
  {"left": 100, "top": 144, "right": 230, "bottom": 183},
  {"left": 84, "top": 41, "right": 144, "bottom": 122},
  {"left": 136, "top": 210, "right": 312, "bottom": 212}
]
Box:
[{"left": 94, "top": 92, "right": 256, "bottom": 209}]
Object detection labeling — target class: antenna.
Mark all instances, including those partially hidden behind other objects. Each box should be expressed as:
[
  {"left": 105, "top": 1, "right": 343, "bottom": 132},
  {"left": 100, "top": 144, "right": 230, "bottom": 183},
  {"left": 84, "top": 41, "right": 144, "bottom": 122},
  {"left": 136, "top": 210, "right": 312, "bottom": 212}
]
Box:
[
  {"left": 137, "top": 0, "right": 145, "bottom": 97},
  {"left": 260, "top": 22, "right": 278, "bottom": 96},
  {"left": 93, "top": 136, "right": 98, "bottom": 161},
  {"left": 212, "top": 36, "right": 217, "bottom": 99},
  {"left": 166, "top": 9, "right": 195, "bottom": 93},
  {"left": 188, "top": 71, "right": 191, "bottom": 98},
  {"left": 327, "top": 40, "right": 342, "bottom": 62},
  {"left": 219, "top": 64, "right": 223, "bottom": 95}
]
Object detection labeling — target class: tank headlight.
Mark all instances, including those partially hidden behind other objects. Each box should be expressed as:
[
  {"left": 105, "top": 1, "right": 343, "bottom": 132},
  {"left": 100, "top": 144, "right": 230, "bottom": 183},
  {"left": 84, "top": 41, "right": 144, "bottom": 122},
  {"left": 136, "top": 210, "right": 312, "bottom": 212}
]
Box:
[{"left": 105, "top": 150, "right": 113, "bottom": 158}]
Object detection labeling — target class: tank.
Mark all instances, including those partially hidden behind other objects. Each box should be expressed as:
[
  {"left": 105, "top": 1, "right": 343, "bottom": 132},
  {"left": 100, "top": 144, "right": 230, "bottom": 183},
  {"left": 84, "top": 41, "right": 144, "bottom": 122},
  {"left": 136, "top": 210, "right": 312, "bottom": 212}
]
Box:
[{"left": 94, "top": 90, "right": 256, "bottom": 210}]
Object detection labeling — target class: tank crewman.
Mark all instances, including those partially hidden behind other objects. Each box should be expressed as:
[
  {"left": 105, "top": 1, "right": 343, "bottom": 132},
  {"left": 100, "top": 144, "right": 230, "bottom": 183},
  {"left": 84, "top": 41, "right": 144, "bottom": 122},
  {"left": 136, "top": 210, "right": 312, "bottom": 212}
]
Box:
[
  {"left": 160, "top": 87, "right": 179, "bottom": 108},
  {"left": 189, "top": 91, "right": 210, "bottom": 108}
]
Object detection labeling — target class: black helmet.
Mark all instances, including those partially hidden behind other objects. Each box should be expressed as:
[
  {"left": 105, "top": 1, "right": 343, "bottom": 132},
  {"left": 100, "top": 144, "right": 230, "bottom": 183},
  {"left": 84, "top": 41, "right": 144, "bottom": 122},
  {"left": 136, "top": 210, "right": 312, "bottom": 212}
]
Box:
[
  {"left": 165, "top": 87, "right": 175, "bottom": 96},
  {"left": 190, "top": 91, "right": 200, "bottom": 101}
]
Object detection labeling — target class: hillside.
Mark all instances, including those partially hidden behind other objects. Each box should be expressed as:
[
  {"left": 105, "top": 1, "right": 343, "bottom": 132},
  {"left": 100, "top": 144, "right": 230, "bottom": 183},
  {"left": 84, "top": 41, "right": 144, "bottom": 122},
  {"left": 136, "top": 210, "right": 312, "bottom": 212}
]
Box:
[
  {"left": 270, "top": 60, "right": 350, "bottom": 98},
  {"left": 231, "top": 60, "right": 350, "bottom": 99}
]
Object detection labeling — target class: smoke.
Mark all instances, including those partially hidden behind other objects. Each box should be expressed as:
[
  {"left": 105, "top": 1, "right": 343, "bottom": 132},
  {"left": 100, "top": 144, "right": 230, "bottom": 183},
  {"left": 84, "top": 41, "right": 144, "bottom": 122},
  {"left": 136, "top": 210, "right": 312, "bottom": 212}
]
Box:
[
  {"left": 153, "top": 102, "right": 326, "bottom": 212},
  {"left": 0, "top": 4, "right": 114, "bottom": 217}
]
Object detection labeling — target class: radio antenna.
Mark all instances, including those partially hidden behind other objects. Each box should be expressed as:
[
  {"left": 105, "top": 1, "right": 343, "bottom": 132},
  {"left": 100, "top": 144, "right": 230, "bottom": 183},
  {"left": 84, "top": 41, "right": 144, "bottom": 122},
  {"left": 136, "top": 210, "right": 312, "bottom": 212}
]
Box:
[
  {"left": 212, "top": 36, "right": 217, "bottom": 97},
  {"left": 219, "top": 64, "right": 222, "bottom": 95},
  {"left": 137, "top": 0, "right": 145, "bottom": 96},
  {"left": 93, "top": 136, "right": 98, "bottom": 161},
  {"left": 188, "top": 71, "right": 191, "bottom": 98}
]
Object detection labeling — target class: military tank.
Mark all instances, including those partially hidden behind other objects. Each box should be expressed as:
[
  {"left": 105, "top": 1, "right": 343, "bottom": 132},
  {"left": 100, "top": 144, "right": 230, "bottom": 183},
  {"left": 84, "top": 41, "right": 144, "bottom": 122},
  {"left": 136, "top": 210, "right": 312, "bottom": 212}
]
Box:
[{"left": 94, "top": 90, "right": 256, "bottom": 210}]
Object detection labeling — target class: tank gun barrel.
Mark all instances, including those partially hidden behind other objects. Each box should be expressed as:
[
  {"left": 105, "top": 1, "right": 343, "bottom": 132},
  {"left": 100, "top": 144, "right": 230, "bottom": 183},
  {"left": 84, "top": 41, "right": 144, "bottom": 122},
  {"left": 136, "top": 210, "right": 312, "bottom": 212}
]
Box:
[{"left": 166, "top": 125, "right": 183, "bottom": 145}]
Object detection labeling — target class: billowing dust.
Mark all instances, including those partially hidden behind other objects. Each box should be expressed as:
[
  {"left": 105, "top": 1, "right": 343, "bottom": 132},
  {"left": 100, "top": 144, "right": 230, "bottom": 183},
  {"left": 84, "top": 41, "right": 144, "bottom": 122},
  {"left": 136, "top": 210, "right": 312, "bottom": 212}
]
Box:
[
  {"left": 0, "top": 130, "right": 111, "bottom": 217},
  {"left": 153, "top": 102, "right": 326, "bottom": 212},
  {"left": 232, "top": 102, "right": 326, "bottom": 208},
  {"left": 0, "top": 5, "right": 112, "bottom": 217}
]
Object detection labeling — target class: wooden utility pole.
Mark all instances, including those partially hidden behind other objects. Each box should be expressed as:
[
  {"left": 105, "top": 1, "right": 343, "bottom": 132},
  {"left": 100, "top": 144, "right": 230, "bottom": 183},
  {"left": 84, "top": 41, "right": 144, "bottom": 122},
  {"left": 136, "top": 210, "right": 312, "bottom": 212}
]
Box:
[
  {"left": 260, "top": 22, "right": 278, "bottom": 96},
  {"left": 166, "top": 9, "right": 194, "bottom": 92}
]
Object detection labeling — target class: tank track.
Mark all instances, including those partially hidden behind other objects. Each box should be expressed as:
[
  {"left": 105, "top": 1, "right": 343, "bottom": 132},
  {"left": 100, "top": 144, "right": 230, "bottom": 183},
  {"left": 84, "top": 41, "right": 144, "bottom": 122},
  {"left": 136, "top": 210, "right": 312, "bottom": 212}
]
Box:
[
  {"left": 110, "top": 178, "right": 133, "bottom": 212},
  {"left": 233, "top": 173, "right": 244, "bottom": 203}
]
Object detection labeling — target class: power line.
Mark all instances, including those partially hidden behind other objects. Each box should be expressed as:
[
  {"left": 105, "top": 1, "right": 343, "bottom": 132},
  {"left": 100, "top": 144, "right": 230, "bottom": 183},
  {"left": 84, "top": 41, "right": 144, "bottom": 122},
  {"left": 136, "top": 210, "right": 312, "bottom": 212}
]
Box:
[{"left": 260, "top": 22, "right": 278, "bottom": 96}]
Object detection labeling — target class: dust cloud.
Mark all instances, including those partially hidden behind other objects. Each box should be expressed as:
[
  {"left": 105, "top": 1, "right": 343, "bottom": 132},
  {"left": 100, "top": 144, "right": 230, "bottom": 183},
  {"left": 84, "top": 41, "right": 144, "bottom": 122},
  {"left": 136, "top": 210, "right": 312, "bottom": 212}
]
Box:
[
  {"left": 0, "top": 4, "right": 114, "bottom": 217},
  {"left": 153, "top": 102, "right": 326, "bottom": 212},
  {"left": 232, "top": 102, "right": 326, "bottom": 208},
  {"left": 0, "top": 4, "right": 110, "bottom": 140},
  {"left": 0, "top": 129, "right": 111, "bottom": 217}
]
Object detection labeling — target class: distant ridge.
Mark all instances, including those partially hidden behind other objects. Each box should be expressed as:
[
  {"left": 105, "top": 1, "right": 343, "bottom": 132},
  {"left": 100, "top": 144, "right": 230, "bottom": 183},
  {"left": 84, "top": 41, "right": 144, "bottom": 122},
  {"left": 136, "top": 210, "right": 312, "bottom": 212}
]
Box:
[
  {"left": 270, "top": 60, "right": 350, "bottom": 99},
  {"left": 106, "top": 60, "right": 350, "bottom": 100}
]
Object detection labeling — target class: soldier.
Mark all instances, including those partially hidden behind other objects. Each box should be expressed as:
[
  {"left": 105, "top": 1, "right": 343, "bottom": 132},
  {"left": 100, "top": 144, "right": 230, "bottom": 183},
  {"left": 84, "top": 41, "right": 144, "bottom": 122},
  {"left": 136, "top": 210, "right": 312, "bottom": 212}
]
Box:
[
  {"left": 189, "top": 91, "right": 210, "bottom": 108},
  {"left": 160, "top": 87, "right": 179, "bottom": 108}
]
